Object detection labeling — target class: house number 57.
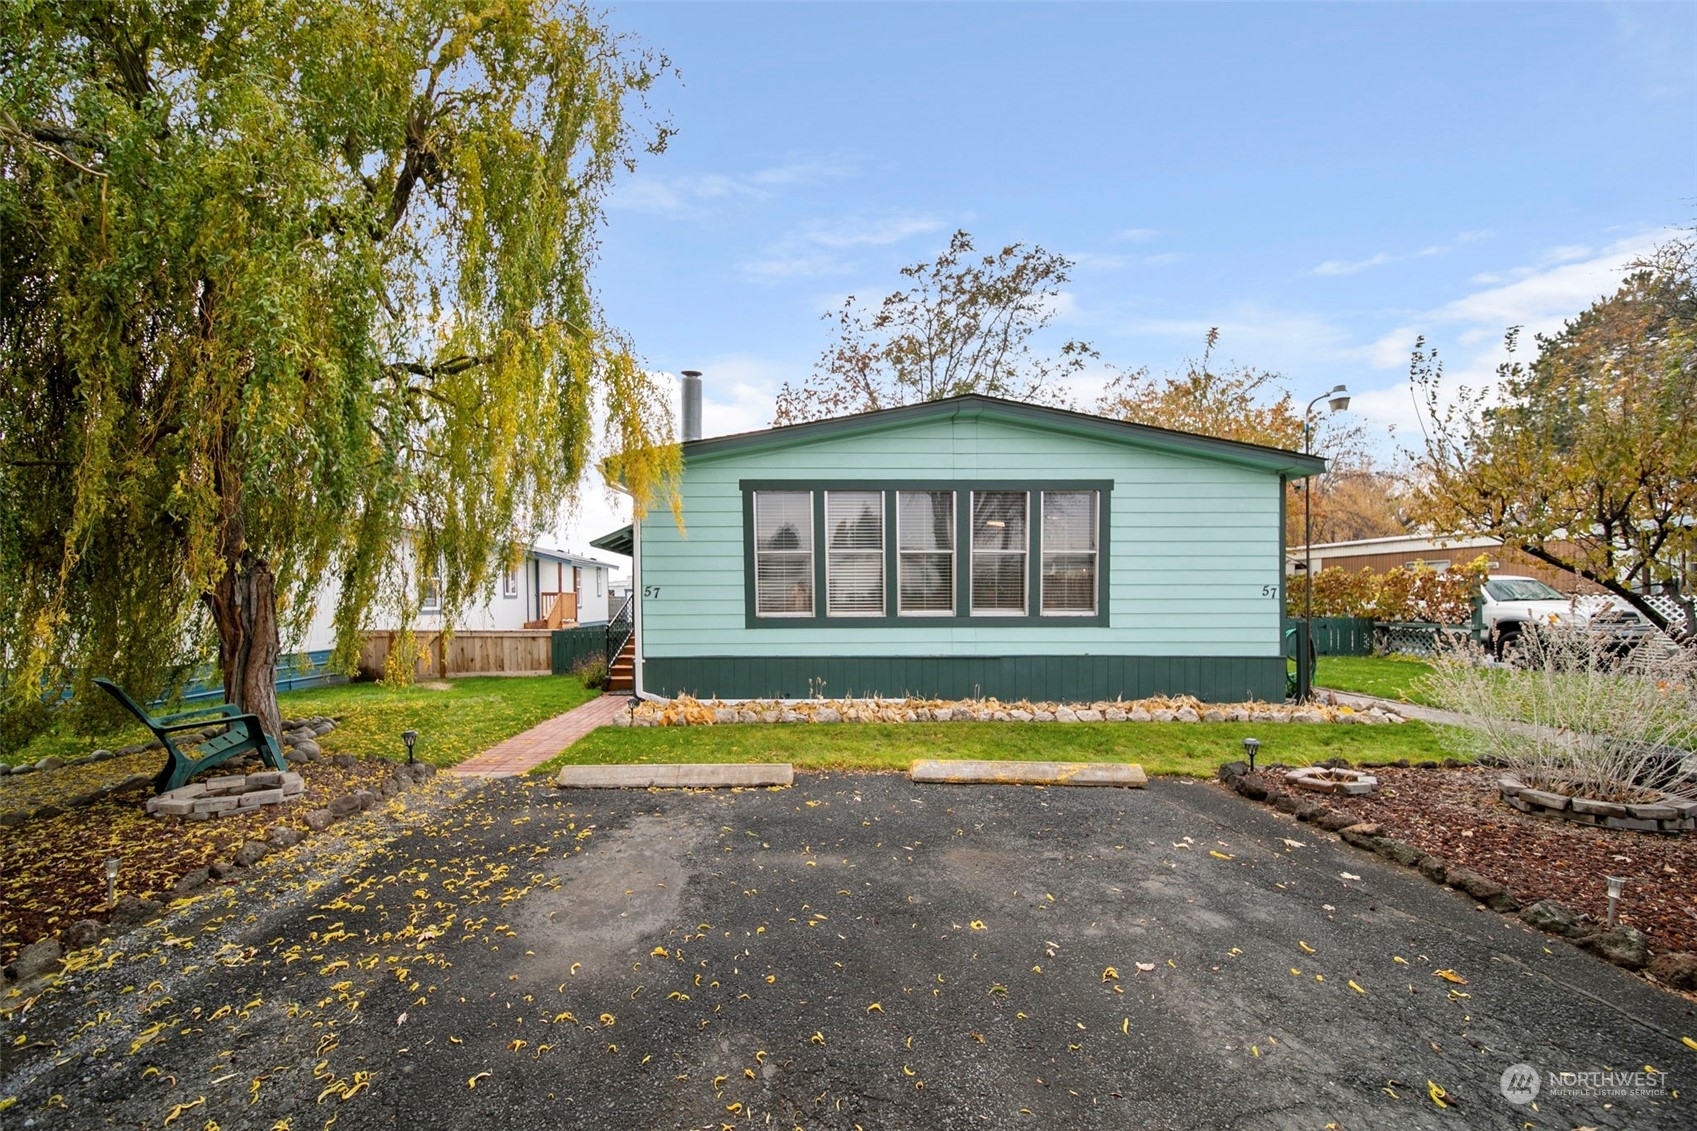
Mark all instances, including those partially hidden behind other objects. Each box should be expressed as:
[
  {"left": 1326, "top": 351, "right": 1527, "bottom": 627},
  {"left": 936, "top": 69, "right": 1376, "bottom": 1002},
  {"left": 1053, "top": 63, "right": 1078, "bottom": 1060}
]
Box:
[{"left": 643, "top": 585, "right": 662, "bottom": 598}]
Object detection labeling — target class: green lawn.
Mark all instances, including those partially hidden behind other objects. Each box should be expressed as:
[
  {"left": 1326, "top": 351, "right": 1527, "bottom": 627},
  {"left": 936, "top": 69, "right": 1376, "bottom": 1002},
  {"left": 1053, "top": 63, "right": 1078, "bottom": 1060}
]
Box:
[
  {"left": 6, "top": 675, "right": 596, "bottom": 768},
  {"left": 1313, "top": 654, "right": 1436, "bottom": 706},
  {"left": 532, "top": 718, "right": 1453, "bottom": 778}
]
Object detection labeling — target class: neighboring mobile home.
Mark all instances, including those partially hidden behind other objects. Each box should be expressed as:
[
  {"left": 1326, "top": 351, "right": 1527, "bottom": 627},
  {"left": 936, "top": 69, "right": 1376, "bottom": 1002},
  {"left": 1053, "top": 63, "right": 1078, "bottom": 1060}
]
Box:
[{"left": 598, "top": 394, "right": 1323, "bottom": 703}]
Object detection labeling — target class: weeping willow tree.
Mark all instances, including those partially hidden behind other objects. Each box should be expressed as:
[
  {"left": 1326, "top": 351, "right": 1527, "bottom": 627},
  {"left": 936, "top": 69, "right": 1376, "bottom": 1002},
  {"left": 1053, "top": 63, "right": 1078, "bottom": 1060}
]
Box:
[{"left": 0, "top": 1, "right": 680, "bottom": 744}]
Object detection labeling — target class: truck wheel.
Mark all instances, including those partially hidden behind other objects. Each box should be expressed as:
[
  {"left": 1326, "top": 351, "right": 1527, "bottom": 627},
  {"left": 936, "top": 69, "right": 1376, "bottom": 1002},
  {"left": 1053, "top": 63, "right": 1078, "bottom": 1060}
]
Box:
[{"left": 1493, "top": 623, "right": 1524, "bottom": 664}]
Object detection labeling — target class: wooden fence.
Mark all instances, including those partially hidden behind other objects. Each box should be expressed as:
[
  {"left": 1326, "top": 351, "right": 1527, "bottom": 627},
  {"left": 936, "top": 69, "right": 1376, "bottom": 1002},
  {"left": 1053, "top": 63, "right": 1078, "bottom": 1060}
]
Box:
[
  {"left": 551, "top": 626, "right": 609, "bottom": 675},
  {"left": 359, "top": 630, "right": 553, "bottom": 680}
]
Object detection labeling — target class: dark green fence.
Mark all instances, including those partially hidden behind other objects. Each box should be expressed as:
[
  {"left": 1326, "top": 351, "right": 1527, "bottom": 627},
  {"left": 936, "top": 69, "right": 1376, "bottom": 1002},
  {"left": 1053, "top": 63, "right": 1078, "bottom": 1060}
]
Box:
[
  {"left": 1288, "top": 617, "right": 1376, "bottom": 656},
  {"left": 551, "top": 626, "right": 608, "bottom": 675}
]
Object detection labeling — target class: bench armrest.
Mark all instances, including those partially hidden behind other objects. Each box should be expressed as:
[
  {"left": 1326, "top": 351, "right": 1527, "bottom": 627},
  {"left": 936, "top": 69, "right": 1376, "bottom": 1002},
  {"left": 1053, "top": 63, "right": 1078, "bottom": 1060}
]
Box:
[
  {"left": 157, "top": 712, "right": 264, "bottom": 735},
  {"left": 154, "top": 702, "right": 243, "bottom": 726}
]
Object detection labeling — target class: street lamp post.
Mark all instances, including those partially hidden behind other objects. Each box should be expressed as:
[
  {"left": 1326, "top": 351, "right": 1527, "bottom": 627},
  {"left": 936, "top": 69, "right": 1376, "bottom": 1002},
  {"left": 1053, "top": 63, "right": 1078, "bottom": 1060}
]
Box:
[{"left": 1299, "top": 385, "right": 1351, "bottom": 702}]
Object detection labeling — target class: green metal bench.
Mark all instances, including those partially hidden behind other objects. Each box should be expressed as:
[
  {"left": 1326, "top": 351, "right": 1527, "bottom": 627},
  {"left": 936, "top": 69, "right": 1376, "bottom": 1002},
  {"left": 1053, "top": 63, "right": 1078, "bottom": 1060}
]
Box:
[{"left": 94, "top": 677, "right": 287, "bottom": 794}]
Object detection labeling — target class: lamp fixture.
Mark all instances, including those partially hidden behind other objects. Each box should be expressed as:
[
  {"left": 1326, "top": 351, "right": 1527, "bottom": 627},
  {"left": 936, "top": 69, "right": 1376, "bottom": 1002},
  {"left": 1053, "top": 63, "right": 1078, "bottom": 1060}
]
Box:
[
  {"left": 105, "top": 856, "right": 121, "bottom": 909},
  {"left": 401, "top": 729, "right": 418, "bottom": 766},
  {"left": 1242, "top": 737, "right": 1260, "bottom": 772},
  {"left": 1605, "top": 875, "right": 1626, "bottom": 927}
]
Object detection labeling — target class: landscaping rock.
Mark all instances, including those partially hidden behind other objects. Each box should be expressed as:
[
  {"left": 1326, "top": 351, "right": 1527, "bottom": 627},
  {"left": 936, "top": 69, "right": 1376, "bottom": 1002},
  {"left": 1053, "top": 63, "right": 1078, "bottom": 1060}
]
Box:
[
  {"left": 1518, "top": 899, "right": 1590, "bottom": 938},
  {"left": 1217, "top": 761, "right": 1249, "bottom": 783},
  {"left": 1231, "top": 775, "right": 1268, "bottom": 801},
  {"left": 294, "top": 739, "right": 323, "bottom": 759},
  {"left": 209, "top": 861, "right": 237, "bottom": 879},
  {"left": 1314, "top": 810, "right": 1357, "bottom": 832},
  {"left": 8, "top": 938, "right": 63, "bottom": 982},
  {"left": 1374, "top": 837, "right": 1425, "bottom": 868},
  {"left": 328, "top": 795, "right": 361, "bottom": 818},
  {"left": 305, "top": 809, "right": 335, "bottom": 831},
  {"left": 37, "top": 756, "right": 66, "bottom": 771},
  {"left": 61, "top": 919, "right": 104, "bottom": 950},
  {"left": 1339, "top": 822, "right": 1383, "bottom": 850},
  {"left": 172, "top": 867, "right": 211, "bottom": 897},
  {"left": 1293, "top": 802, "right": 1328, "bottom": 823},
  {"left": 1576, "top": 925, "right": 1651, "bottom": 971},
  {"left": 312, "top": 719, "right": 335, "bottom": 736},
  {"left": 1444, "top": 867, "right": 1518, "bottom": 911},
  {"left": 1417, "top": 855, "right": 1450, "bottom": 883},
  {"left": 233, "top": 840, "right": 271, "bottom": 868},
  {"left": 1647, "top": 951, "right": 1697, "bottom": 991},
  {"left": 109, "top": 894, "right": 164, "bottom": 930},
  {"left": 333, "top": 753, "right": 357, "bottom": 769},
  {"left": 1272, "top": 793, "right": 1305, "bottom": 815},
  {"left": 268, "top": 826, "right": 305, "bottom": 850}
]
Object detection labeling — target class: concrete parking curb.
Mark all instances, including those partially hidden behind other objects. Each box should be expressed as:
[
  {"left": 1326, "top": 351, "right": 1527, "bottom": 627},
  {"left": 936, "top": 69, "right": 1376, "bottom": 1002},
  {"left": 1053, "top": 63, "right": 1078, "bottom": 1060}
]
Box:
[
  {"left": 909, "top": 759, "right": 1147, "bottom": 787},
  {"left": 554, "top": 763, "right": 794, "bottom": 789}
]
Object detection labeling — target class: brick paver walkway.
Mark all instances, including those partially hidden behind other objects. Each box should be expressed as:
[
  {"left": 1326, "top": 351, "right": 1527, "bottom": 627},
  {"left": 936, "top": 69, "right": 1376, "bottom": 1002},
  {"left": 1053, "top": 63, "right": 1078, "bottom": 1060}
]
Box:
[{"left": 447, "top": 694, "right": 628, "bottom": 777}]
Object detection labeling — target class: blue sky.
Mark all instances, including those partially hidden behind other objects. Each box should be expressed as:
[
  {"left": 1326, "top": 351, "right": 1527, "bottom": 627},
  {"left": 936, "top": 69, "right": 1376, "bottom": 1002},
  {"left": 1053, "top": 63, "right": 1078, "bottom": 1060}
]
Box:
[{"left": 563, "top": 1, "right": 1696, "bottom": 554}]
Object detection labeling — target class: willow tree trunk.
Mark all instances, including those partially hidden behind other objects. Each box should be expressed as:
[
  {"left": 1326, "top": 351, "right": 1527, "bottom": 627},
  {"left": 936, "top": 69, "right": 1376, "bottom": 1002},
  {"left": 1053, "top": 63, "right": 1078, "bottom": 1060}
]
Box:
[{"left": 205, "top": 547, "right": 284, "bottom": 738}]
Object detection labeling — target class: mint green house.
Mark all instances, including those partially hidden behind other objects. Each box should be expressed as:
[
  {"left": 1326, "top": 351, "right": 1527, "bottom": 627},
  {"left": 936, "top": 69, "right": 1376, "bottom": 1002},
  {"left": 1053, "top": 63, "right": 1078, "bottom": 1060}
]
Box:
[{"left": 596, "top": 395, "right": 1323, "bottom": 704}]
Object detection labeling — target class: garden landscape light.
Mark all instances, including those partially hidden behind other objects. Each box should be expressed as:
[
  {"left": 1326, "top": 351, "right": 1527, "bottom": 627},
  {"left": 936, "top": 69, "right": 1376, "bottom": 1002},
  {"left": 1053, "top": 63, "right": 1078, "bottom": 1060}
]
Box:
[
  {"left": 1605, "top": 875, "right": 1626, "bottom": 927},
  {"left": 401, "top": 729, "right": 417, "bottom": 766},
  {"left": 1243, "top": 737, "right": 1260, "bottom": 771},
  {"left": 105, "top": 856, "right": 121, "bottom": 909}
]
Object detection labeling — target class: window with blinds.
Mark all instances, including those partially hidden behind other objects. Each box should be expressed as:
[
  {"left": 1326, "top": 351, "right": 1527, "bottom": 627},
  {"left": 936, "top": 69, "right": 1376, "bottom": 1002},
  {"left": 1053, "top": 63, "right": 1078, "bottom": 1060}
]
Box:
[
  {"left": 897, "top": 490, "right": 954, "bottom": 614},
  {"left": 1041, "top": 490, "right": 1097, "bottom": 614},
  {"left": 754, "top": 490, "right": 814, "bottom": 615},
  {"left": 825, "top": 491, "right": 884, "bottom": 616},
  {"left": 971, "top": 491, "right": 1028, "bottom": 614}
]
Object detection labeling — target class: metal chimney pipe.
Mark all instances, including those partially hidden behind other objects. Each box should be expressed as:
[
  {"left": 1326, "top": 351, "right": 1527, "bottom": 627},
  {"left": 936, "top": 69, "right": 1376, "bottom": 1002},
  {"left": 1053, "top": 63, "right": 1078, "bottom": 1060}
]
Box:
[{"left": 680, "top": 370, "right": 703, "bottom": 442}]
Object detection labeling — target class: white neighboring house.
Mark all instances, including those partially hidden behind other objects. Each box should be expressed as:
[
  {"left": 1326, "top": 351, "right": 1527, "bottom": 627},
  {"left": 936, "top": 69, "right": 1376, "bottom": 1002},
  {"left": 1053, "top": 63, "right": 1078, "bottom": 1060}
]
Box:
[{"left": 289, "top": 545, "right": 618, "bottom": 653}]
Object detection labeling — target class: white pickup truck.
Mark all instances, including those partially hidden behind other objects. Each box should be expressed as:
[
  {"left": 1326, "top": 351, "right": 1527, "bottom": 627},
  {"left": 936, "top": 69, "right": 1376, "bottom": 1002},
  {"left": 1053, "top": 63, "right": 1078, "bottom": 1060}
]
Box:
[{"left": 1478, "top": 575, "right": 1652, "bottom": 659}]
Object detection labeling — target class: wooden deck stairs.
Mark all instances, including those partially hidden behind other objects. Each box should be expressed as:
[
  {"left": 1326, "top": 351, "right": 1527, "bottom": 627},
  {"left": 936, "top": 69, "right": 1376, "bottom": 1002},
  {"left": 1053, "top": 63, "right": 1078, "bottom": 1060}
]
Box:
[{"left": 608, "top": 634, "right": 636, "bottom": 693}]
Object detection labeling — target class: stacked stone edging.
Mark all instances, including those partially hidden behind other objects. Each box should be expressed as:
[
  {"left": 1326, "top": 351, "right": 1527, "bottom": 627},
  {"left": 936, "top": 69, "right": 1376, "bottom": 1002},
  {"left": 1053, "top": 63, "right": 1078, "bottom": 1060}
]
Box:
[
  {"left": 145, "top": 770, "right": 305, "bottom": 817},
  {"left": 618, "top": 694, "right": 1406, "bottom": 728},
  {"left": 1217, "top": 760, "right": 1697, "bottom": 990},
  {"left": 1498, "top": 776, "right": 1696, "bottom": 834},
  {"left": 1285, "top": 766, "right": 1379, "bottom": 795}
]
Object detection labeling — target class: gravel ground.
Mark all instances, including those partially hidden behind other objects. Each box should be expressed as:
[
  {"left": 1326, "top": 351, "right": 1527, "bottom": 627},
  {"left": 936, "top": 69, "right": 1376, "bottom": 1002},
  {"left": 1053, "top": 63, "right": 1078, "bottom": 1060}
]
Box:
[{"left": 3, "top": 773, "right": 1695, "bottom": 1130}]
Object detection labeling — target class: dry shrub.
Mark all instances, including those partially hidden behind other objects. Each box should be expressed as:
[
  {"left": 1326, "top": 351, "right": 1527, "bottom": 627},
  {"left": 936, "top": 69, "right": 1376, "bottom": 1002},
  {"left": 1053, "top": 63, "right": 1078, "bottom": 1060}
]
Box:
[{"left": 1423, "top": 627, "right": 1697, "bottom": 802}]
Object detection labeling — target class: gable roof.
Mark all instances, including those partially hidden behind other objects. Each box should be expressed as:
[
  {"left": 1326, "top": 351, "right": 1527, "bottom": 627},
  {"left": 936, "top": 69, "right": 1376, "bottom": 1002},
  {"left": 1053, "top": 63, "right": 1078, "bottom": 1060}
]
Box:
[{"left": 679, "top": 394, "right": 1326, "bottom": 477}]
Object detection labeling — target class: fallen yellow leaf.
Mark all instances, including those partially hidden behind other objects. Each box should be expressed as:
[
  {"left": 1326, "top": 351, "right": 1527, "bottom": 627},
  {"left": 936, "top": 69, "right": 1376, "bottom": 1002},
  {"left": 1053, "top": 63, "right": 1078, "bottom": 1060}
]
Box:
[
  {"left": 1427, "top": 1080, "right": 1449, "bottom": 1108},
  {"left": 1348, "top": 980, "right": 1366, "bottom": 995},
  {"left": 1433, "top": 969, "right": 1468, "bottom": 984},
  {"left": 467, "top": 1072, "right": 490, "bottom": 1089},
  {"left": 1298, "top": 941, "right": 1316, "bottom": 954}
]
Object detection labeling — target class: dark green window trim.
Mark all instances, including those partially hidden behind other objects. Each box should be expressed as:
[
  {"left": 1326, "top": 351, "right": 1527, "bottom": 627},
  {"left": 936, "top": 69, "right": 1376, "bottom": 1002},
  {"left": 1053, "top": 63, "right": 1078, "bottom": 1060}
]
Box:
[{"left": 741, "top": 479, "right": 1111, "bottom": 629}]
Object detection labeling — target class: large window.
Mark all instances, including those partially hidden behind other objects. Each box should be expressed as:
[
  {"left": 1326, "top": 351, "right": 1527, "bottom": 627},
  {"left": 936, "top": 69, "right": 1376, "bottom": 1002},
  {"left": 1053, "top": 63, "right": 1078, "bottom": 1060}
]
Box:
[
  {"left": 971, "top": 491, "right": 1028, "bottom": 614},
  {"left": 1041, "top": 490, "right": 1097, "bottom": 614},
  {"left": 745, "top": 482, "right": 1106, "bottom": 625},
  {"left": 825, "top": 491, "right": 884, "bottom": 616},
  {"left": 754, "top": 490, "right": 814, "bottom": 615},
  {"left": 897, "top": 490, "right": 954, "bottom": 615}
]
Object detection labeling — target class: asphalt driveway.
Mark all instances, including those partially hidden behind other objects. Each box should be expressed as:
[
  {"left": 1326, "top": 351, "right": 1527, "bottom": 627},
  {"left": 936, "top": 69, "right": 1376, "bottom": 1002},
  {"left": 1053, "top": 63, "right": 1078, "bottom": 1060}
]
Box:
[{"left": 5, "top": 773, "right": 1694, "bottom": 1129}]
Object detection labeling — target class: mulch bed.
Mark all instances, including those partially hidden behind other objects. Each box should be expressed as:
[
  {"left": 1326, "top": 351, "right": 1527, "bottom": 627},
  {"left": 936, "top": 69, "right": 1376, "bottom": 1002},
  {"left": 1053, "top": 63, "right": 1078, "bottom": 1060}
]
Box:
[
  {"left": 0, "top": 754, "right": 397, "bottom": 968},
  {"left": 1261, "top": 765, "right": 1697, "bottom": 955}
]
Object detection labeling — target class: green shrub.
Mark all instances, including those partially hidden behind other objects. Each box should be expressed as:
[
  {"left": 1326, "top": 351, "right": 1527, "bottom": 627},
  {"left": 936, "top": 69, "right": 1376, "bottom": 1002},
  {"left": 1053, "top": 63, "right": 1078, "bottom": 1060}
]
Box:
[{"left": 571, "top": 653, "right": 609, "bottom": 691}]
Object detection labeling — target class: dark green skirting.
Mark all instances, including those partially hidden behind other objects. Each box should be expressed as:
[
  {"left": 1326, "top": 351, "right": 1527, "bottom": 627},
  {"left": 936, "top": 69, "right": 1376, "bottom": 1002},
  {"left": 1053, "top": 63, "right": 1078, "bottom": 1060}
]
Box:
[{"left": 641, "top": 654, "right": 1286, "bottom": 704}]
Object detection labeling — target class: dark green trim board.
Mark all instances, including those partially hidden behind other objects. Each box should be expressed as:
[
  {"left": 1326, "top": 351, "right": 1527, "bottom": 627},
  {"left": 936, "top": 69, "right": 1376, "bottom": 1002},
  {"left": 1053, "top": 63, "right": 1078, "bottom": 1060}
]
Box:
[
  {"left": 741, "top": 480, "right": 1112, "bottom": 629},
  {"left": 644, "top": 654, "right": 1287, "bottom": 705},
  {"left": 683, "top": 395, "right": 1327, "bottom": 478},
  {"left": 590, "top": 524, "right": 633, "bottom": 556}
]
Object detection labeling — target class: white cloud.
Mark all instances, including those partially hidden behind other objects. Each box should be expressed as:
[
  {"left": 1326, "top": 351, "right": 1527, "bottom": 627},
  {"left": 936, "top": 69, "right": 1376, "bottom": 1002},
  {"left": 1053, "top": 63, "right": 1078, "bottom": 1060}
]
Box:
[
  {"left": 802, "top": 215, "right": 944, "bottom": 248},
  {"left": 608, "top": 156, "right": 858, "bottom": 217},
  {"left": 1314, "top": 252, "right": 1395, "bottom": 276},
  {"left": 737, "top": 212, "right": 945, "bottom": 282},
  {"left": 1114, "top": 228, "right": 1160, "bottom": 243},
  {"left": 1312, "top": 229, "right": 1495, "bottom": 277}
]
